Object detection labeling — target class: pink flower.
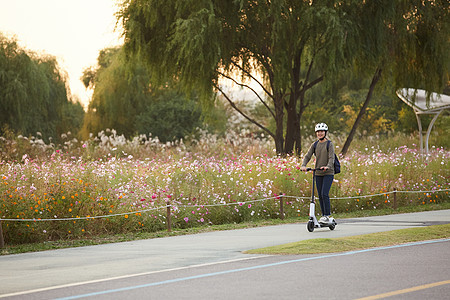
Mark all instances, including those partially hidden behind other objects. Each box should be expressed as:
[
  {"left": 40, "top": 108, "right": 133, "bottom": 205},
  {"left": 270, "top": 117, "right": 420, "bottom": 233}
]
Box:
[{"left": 184, "top": 217, "right": 189, "bottom": 222}]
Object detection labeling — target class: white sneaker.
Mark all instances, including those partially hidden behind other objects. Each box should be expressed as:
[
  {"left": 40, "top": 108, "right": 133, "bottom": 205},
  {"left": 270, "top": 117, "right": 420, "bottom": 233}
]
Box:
[{"left": 319, "top": 216, "right": 329, "bottom": 224}]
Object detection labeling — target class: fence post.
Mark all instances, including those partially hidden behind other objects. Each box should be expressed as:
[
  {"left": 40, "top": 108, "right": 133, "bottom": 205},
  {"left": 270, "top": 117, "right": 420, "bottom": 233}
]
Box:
[
  {"left": 393, "top": 188, "right": 397, "bottom": 210},
  {"left": 166, "top": 202, "right": 172, "bottom": 232},
  {"left": 0, "top": 220, "right": 5, "bottom": 248},
  {"left": 279, "top": 196, "right": 284, "bottom": 220}
]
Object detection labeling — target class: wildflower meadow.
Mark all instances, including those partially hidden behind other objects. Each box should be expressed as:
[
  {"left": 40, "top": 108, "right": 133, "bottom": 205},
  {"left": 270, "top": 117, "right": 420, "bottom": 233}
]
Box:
[{"left": 1, "top": 129, "right": 449, "bottom": 245}]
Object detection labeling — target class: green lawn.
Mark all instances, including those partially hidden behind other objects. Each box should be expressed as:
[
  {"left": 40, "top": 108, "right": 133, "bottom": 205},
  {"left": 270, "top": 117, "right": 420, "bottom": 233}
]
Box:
[{"left": 245, "top": 223, "right": 450, "bottom": 255}]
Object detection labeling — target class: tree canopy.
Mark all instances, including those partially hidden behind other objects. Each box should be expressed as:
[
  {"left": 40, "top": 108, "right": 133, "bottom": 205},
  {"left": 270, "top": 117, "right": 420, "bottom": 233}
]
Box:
[
  {"left": 119, "top": 0, "right": 353, "bottom": 154},
  {"left": 80, "top": 47, "right": 205, "bottom": 142},
  {"left": 118, "top": 0, "right": 448, "bottom": 155},
  {"left": 0, "top": 34, "right": 84, "bottom": 142},
  {"left": 339, "top": 0, "right": 449, "bottom": 155}
]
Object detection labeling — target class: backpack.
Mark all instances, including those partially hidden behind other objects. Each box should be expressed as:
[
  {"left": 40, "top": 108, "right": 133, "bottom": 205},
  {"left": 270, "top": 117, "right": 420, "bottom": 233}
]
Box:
[{"left": 313, "top": 140, "right": 341, "bottom": 174}]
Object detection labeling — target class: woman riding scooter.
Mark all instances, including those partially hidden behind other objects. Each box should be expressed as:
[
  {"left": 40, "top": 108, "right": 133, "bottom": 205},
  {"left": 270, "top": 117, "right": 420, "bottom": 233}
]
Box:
[{"left": 300, "top": 123, "right": 336, "bottom": 224}]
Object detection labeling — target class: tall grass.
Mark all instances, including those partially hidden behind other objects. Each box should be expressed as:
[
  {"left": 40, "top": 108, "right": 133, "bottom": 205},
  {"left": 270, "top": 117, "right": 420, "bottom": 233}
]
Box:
[{"left": 1, "top": 129, "right": 448, "bottom": 244}]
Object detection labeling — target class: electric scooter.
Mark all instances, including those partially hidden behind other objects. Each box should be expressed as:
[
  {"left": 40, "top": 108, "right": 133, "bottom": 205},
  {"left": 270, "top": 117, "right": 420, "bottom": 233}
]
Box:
[{"left": 306, "top": 168, "right": 337, "bottom": 232}]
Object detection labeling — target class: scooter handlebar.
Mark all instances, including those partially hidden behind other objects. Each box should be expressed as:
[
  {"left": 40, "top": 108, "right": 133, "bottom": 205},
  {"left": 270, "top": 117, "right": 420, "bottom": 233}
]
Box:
[{"left": 305, "top": 167, "right": 329, "bottom": 171}]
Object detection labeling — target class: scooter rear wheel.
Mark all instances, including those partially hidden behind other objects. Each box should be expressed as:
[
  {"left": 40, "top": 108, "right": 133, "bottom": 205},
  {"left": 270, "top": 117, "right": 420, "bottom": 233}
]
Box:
[
  {"left": 307, "top": 221, "right": 314, "bottom": 232},
  {"left": 329, "top": 224, "right": 335, "bottom": 230}
]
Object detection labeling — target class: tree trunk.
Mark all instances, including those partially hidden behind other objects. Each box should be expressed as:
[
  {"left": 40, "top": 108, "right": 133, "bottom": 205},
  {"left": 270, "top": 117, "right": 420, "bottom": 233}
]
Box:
[
  {"left": 341, "top": 67, "right": 382, "bottom": 157},
  {"left": 285, "top": 78, "right": 322, "bottom": 155},
  {"left": 295, "top": 98, "right": 307, "bottom": 156},
  {"left": 274, "top": 94, "right": 285, "bottom": 155},
  {"left": 295, "top": 85, "right": 311, "bottom": 156},
  {"left": 284, "top": 95, "right": 298, "bottom": 155},
  {"left": 284, "top": 52, "right": 302, "bottom": 156}
]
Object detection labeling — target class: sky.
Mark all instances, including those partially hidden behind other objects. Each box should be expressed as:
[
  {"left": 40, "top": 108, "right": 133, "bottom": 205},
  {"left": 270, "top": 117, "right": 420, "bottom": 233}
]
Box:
[{"left": 0, "top": 0, "right": 123, "bottom": 109}]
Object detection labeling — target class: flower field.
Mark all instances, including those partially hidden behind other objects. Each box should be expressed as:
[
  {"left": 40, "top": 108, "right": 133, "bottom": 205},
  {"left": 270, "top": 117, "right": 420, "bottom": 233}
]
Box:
[{"left": 1, "top": 130, "right": 449, "bottom": 244}]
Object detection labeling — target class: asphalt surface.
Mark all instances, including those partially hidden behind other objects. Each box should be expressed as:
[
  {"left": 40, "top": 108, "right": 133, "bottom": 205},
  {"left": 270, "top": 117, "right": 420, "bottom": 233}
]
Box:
[{"left": 1, "top": 209, "right": 449, "bottom": 299}]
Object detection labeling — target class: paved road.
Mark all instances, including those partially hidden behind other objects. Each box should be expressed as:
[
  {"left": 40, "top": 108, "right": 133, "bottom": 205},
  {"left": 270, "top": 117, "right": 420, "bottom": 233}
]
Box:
[{"left": 1, "top": 210, "right": 449, "bottom": 299}]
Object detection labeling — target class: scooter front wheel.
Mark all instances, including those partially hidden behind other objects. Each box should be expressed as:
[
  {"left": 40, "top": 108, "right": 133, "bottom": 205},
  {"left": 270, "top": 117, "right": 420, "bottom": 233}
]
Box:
[{"left": 307, "top": 220, "right": 314, "bottom": 232}]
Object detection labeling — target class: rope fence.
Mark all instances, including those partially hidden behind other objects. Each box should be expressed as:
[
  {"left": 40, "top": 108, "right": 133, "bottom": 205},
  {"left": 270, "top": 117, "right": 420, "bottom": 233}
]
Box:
[
  {"left": 1, "top": 188, "right": 448, "bottom": 222},
  {"left": 0, "top": 188, "right": 449, "bottom": 248}
]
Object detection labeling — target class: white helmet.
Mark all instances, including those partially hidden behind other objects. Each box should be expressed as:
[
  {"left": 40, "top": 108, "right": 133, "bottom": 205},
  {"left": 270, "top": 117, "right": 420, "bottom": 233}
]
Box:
[{"left": 315, "top": 123, "right": 328, "bottom": 132}]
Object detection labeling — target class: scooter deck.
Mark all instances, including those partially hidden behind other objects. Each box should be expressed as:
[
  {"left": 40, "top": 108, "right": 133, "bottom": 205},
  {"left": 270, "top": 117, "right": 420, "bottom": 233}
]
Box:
[{"left": 307, "top": 217, "right": 337, "bottom": 232}]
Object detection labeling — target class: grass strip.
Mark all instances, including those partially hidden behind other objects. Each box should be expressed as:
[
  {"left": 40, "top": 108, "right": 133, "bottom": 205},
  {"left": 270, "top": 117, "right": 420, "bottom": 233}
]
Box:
[{"left": 245, "top": 223, "right": 450, "bottom": 255}]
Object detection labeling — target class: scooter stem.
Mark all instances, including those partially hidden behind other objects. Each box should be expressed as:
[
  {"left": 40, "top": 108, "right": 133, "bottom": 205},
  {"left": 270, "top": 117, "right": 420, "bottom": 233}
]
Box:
[{"left": 311, "top": 169, "right": 315, "bottom": 204}]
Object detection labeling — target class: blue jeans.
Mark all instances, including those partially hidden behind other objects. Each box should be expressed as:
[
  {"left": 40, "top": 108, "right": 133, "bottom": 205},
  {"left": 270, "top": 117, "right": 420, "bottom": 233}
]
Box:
[{"left": 315, "top": 175, "right": 334, "bottom": 216}]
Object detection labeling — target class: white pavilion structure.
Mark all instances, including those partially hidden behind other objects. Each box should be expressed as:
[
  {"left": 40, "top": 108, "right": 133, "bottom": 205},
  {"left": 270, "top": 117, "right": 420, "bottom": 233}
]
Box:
[{"left": 396, "top": 88, "right": 450, "bottom": 155}]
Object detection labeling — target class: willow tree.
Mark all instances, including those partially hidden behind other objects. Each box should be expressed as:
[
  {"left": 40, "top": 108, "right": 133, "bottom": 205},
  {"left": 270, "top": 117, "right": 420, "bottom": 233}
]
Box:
[
  {"left": 81, "top": 47, "right": 204, "bottom": 140},
  {"left": 118, "top": 0, "right": 351, "bottom": 155},
  {"left": 0, "top": 34, "right": 84, "bottom": 141},
  {"left": 81, "top": 47, "right": 145, "bottom": 137},
  {"left": 339, "top": 0, "right": 449, "bottom": 156}
]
